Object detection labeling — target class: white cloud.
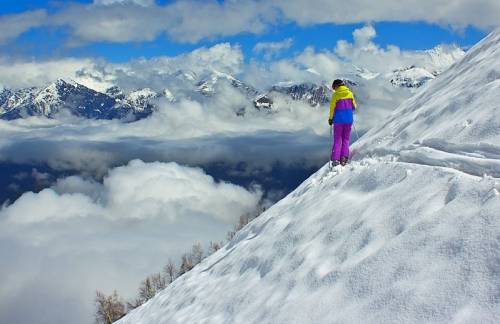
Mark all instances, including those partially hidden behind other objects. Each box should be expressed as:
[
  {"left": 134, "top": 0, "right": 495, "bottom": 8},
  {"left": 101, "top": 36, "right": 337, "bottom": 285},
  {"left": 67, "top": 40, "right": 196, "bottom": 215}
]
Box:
[
  {"left": 164, "top": 0, "right": 278, "bottom": 43},
  {"left": 3, "top": 1, "right": 499, "bottom": 45},
  {"left": 272, "top": 0, "right": 500, "bottom": 30},
  {"left": 52, "top": 2, "right": 166, "bottom": 44},
  {"left": 352, "top": 24, "right": 377, "bottom": 47},
  {"left": 0, "top": 160, "right": 262, "bottom": 324},
  {"left": 0, "top": 10, "right": 47, "bottom": 44},
  {"left": 93, "top": 0, "right": 155, "bottom": 6},
  {"left": 253, "top": 38, "right": 294, "bottom": 59},
  {"left": 334, "top": 24, "right": 410, "bottom": 72},
  {"left": 45, "top": 0, "right": 278, "bottom": 44},
  {"left": 2, "top": 189, "right": 102, "bottom": 225},
  {"left": 332, "top": 24, "right": 466, "bottom": 74},
  {"left": 245, "top": 23, "right": 465, "bottom": 88},
  {"left": 0, "top": 57, "right": 99, "bottom": 89},
  {"left": 3, "top": 160, "right": 261, "bottom": 225},
  {"left": 0, "top": 43, "right": 243, "bottom": 91}
]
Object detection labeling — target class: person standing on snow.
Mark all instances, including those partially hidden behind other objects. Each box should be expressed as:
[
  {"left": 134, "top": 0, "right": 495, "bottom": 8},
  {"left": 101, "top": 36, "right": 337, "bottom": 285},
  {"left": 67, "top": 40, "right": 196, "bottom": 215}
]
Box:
[{"left": 328, "top": 79, "right": 357, "bottom": 167}]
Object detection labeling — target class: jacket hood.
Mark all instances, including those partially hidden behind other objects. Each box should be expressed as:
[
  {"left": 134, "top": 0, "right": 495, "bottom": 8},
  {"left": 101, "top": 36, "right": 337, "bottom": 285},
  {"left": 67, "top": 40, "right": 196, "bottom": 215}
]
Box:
[{"left": 335, "top": 85, "right": 351, "bottom": 94}]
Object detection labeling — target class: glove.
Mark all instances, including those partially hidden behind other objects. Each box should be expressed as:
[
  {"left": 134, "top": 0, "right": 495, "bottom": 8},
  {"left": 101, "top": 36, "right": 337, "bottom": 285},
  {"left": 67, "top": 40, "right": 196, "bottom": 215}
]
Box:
[{"left": 328, "top": 119, "right": 333, "bottom": 126}]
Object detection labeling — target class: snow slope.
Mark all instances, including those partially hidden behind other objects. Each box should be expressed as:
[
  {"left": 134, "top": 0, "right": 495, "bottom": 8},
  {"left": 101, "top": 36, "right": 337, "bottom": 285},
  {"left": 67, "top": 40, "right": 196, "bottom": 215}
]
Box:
[
  {"left": 356, "top": 29, "right": 500, "bottom": 178},
  {"left": 116, "top": 30, "right": 500, "bottom": 324}
]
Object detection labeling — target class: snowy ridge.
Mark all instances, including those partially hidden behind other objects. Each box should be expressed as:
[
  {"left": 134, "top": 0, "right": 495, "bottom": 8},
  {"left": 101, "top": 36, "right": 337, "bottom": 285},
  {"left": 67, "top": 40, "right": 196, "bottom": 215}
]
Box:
[
  {"left": 354, "top": 65, "right": 380, "bottom": 80},
  {"left": 255, "top": 82, "right": 331, "bottom": 109},
  {"left": 382, "top": 45, "right": 465, "bottom": 88},
  {"left": 356, "top": 28, "right": 500, "bottom": 178},
  {"left": 116, "top": 159, "right": 500, "bottom": 324},
  {"left": 389, "top": 66, "right": 436, "bottom": 88},
  {"left": 0, "top": 80, "right": 157, "bottom": 120},
  {"left": 116, "top": 30, "right": 500, "bottom": 324},
  {"left": 424, "top": 44, "right": 466, "bottom": 74},
  {"left": 196, "top": 70, "right": 259, "bottom": 98},
  {"left": 125, "top": 88, "right": 159, "bottom": 112}
]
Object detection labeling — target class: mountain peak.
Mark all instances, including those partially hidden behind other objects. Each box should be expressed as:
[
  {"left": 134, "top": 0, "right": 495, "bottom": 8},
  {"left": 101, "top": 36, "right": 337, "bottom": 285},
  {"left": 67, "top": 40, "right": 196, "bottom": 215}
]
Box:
[
  {"left": 105, "top": 85, "right": 125, "bottom": 99},
  {"left": 389, "top": 66, "right": 435, "bottom": 88},
  {"left": 55, "top": 78, "right": 69, "bottom": 86}
]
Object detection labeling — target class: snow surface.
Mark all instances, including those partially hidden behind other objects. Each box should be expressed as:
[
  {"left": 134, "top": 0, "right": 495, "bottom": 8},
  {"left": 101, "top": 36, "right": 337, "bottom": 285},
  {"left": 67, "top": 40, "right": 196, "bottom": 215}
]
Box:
[
  {"left": 354, "top": 66, "right": 380, "bottom": 80},
  {"left": 389, "top": 66, "right": 436, "bottom": 88},
  {"left": 126, "top": 88, "right": 158, "bottom": 102},
  {"left": 116, "top": 30, "right": 500, "bottom": 324},
  {"left": 357, "top": 29, "right": 500, "bottom": 178},
  {"left": 424, "top": 44, "right": 466, "bottom": 74}
]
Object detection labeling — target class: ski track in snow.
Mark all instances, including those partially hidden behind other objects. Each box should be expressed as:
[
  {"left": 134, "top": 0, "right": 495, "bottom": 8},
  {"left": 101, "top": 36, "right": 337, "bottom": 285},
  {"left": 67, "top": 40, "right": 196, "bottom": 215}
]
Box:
[
  {"left": 352, "top": 141, "right": 500, "bottom": 179},
  {"left": 116, "top": 29, "right": 500, "bottom": 324}
]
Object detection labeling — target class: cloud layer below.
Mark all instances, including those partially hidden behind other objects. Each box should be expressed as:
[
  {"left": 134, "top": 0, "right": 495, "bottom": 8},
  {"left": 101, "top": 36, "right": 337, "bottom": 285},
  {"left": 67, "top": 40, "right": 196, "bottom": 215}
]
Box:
[{"left": 0, "top": 160, "right": 262, "bottom": 324}]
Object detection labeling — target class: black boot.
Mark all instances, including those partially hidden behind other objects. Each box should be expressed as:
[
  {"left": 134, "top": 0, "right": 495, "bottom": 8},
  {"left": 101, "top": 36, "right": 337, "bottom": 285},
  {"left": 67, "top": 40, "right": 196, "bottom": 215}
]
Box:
[
  {"left": 329, "top": 160, "right": 340, "bottom": 170},
  {"left": 340, "top": 156, "right": 348, "bottom": 166}
]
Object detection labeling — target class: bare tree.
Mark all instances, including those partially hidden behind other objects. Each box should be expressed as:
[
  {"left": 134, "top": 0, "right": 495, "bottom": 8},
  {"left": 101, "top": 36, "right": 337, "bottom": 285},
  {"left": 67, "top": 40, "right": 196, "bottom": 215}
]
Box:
[
  {"left": 236, "top": 214, "right": 250, "bottom": 231},
  {"left": 93, "top": 210, "right": 265, "bottom": 321},
  {"left": 163, "top": 259, "right": 177, "bottom": 284},
  {"left": 128, "top": 271, "right": 169, "bottom": 311},
  {"left": 226, "top": 229, "right": 237, "bottom": 242},
  {"left": 95, "top": 290, "right": 126, "bottom": 324},
  {"left": 208, "top": 241, "right": 223, "bottom": 255},
  {"left": 227, "top": 214, "right": 251, "bottom": 241},
  {"left": 138, "top": 277, "right": 156, "bottom": 302},
  {"left": 139, "top": 277, "right": 154, "bottom": 302},
  {"left": 191, "top": 242, "right": 204, "bottom": 266},
  {"left": 150, "top": 272, "right": 167, "bottom": 291},
  {"left": 126, "top": 297, "right": 144, "bottom": 311},
  {"left": 93, "top": 208, "right": 265, "bottom": 321},
  {"left": 178, "top": 254, "right": 194, "bottom": 276}
]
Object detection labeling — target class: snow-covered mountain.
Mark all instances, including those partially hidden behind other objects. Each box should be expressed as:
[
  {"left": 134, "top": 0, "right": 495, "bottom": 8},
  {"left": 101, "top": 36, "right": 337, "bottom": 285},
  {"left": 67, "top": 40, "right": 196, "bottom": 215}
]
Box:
[
  {"left": 196, "top": 70, "right": 260, "bottom": 98},
  {"left": 0, "top": 43, "right": 465, "bottom": 120},
  {"left": 423, "top": 44, "right": 466, "bottom": 74},
  {"left": 0, "top": 79, "right": 157, "bottom": 120},
  {"left": 116, "top": 29, "right": 500, "bottom": 324},
  {"left": 354, "top": 44, "right": 465, "bottom": 89},
  {"left": 387, "top": 44, "right": 465, "bottom": 88},
  {"left": 389, "top": 65, "right": 436, "bottom": 88},
  {"left": 255, "top": 82, "right": 331, "bottom": 109},
  {"left": 0, "top": 71, "right": 260, "bottom": 120},
  {"left": 123, "top": 88, "right": 160, "bottom": 112}
]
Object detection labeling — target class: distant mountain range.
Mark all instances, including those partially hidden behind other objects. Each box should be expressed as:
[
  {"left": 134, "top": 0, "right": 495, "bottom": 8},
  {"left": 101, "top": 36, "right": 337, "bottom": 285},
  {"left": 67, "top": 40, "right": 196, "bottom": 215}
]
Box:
[
  {"left": 0, "top": 45, "right": 464, "bottom": 120},
  {"left": 0, "top": 79, "right": 154, "bottom": 120}
]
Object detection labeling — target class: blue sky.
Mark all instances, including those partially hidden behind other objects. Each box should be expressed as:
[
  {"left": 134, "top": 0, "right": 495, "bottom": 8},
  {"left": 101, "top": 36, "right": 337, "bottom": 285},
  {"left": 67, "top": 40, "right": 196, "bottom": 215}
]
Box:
[{"left": 0, "top": 0, "right": 489, "bottom": 62}]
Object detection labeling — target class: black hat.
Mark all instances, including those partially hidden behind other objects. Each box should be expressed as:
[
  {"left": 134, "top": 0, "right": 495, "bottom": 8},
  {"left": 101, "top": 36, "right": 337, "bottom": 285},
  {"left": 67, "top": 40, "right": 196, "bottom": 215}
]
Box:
[{"left": 332, "top": 79, "right": 344, "bottom": 88}]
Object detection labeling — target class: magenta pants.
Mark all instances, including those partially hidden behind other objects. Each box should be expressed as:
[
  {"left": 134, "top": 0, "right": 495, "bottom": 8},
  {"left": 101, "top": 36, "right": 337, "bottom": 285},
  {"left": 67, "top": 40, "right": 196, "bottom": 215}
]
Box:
[{"left": 331, "top": 123, "right": 352, "bottom": 161}]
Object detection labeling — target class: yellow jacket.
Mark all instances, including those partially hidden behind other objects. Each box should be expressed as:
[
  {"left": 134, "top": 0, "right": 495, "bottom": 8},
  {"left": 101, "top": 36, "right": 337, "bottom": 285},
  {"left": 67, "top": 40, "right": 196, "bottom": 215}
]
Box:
[{"left": 329, "top": 85, "right": 357, "bottom": 124}]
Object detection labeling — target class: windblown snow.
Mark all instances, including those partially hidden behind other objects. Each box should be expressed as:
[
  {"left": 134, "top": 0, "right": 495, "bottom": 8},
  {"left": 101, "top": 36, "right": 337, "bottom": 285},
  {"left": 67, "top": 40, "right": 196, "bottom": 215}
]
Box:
[{"left": 116, "top": 30, "right": 500, "bottom": 324}]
